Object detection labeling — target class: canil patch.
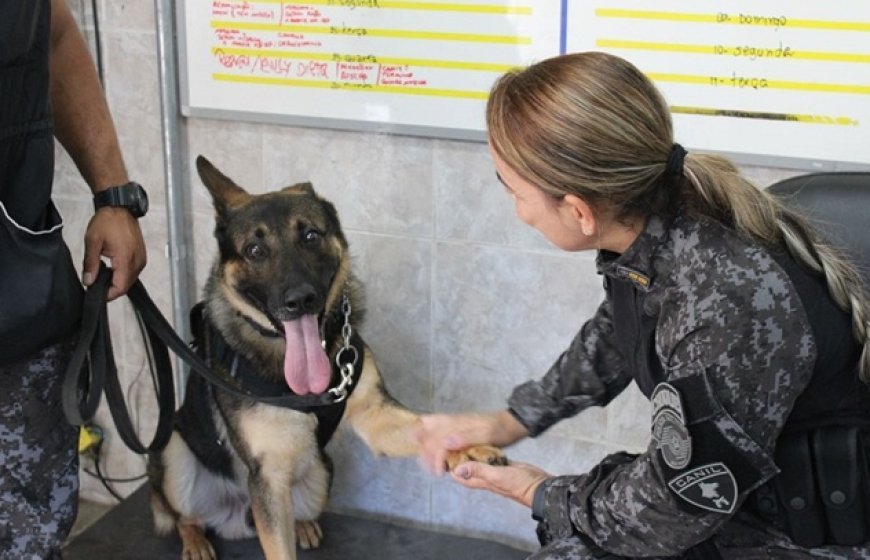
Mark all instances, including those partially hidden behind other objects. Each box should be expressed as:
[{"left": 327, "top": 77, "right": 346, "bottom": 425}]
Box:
[{"left": 668, "top": 462, "right": 738, "bottom": 514}]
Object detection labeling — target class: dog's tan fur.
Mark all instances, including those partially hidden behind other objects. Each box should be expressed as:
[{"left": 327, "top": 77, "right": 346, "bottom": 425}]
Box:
[{"left": 148, "top": 156, "right": 504, "bottom": 560}]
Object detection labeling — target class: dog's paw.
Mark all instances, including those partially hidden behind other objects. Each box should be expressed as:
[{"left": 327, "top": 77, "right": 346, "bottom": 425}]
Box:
[
  {"left": 178, "top": 522, "right": 216, "bottom": 560},
  {"left": 445, "top": 445, "right": 508, "bottom": 472},
  {"left": 295, "top": 520, "right": 323, "bottom": 550}
]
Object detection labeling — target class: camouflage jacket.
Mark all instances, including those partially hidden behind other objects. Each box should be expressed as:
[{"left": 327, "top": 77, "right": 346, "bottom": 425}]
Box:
[{"left": 508, "top": 211, "right": 865, "bottom": 556}]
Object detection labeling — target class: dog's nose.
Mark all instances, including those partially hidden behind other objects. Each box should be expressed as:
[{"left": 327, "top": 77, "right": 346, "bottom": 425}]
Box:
[{"left": 282, "top": 284, "right": 320, "bottom": 318}]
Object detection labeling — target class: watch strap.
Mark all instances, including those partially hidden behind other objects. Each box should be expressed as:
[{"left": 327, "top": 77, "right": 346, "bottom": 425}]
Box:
[{"left": 93, "top": 181, "right": 147, "bottom": 218}]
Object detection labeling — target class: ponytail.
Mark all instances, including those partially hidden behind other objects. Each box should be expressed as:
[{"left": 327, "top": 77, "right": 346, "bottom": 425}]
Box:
[{"left": 682, "top": 154, "right": 870, "bottom": 380}]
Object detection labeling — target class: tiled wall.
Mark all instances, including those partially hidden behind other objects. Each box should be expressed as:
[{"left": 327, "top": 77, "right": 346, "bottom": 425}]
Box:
[{"left": 53, "top": 1, "right": 804, "bottom": 550}]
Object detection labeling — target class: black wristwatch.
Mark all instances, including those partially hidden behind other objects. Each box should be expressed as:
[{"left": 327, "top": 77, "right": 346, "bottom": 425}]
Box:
[{"left": 93, "top": 181, "right": 148, "bottom": 218}]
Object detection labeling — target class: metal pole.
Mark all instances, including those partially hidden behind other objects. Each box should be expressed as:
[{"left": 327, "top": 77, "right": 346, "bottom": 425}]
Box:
[{"left": 155, "top": 0, "right": 190, "bottom": 403}]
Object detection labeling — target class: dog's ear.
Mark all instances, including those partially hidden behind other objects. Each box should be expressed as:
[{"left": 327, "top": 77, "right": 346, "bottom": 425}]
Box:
[
  {"left": 196, "top": 156, "right": 248, "bottom": 216},
  {"left": 283, "top": 182, "right": 316, "bottom": 196}
]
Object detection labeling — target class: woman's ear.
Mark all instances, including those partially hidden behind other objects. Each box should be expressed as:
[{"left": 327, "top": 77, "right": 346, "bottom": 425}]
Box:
[{"left": 563, "top": 194, "right": 597, "bottom": 237}]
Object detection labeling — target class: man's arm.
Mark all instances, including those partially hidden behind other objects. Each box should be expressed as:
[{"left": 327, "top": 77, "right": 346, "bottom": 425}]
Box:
[{"left": 49, "top": 0, "right": 146, "bottom": 299}]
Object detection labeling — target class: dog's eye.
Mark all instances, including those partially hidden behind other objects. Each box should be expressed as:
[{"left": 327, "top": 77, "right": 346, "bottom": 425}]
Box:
[
  {"left": 302, "top": 229, "right": 321, "bottom": 243},
  {"left": 244, "top": 242, "right": 267, "bottom": 260}
]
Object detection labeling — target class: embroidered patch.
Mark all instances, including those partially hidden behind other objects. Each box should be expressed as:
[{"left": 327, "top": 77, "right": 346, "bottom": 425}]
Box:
[
  {"left": 615, "top": 265, "right": 650, "bottom": 289},
  {"left": 651, "top": 383, "right": 692, "bottom": 469},
  {"left": 653, "top": 411, "right": 692, "bottom": 469},
  {"left": 668, "top": 462, "right": 738, "bottom": 514}
]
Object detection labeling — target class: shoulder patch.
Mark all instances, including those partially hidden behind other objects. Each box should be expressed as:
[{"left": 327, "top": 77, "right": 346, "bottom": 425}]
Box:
[
  {"left": 668, "top": 462, "right": 737, "bottom": 514},
  {"left": 651, "top": 382, "right": 685, "bottom": 423},
  {"left": 651, "top": 383, "right": 692, "bottom": 469}
]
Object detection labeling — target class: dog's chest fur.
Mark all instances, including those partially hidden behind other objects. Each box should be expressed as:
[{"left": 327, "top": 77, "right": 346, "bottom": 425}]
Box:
[{"left": 216, "top": 392, "right": 324, "bottom": 482}]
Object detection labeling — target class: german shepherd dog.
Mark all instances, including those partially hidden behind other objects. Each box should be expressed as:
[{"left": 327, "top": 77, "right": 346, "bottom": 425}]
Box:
[{"left": 148, "top": 156, "right": 505, "bottom": 560}]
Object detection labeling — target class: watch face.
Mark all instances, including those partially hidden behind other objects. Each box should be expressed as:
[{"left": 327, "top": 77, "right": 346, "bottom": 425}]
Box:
[{"left": 132, "top": 185, "right": 148, "bottom": 218}]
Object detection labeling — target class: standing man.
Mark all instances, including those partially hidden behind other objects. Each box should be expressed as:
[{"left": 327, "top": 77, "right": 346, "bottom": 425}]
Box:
[{"left": 0, "top": 0, "right": 148, "bottom": 557}]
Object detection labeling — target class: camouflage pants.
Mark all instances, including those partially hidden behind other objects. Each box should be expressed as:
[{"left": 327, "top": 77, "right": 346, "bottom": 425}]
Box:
[
  {"left": 526, "top": 534, "right": 622, "bottom": 560},
  {"left": 527, "top": 511, "right": 870, "bottom": 559},
  {"left": 0, "top": 339, "right": 78, "bottom": 560},
  {"left": 527, "top": 534, "right": 681, "bottom": 560}
]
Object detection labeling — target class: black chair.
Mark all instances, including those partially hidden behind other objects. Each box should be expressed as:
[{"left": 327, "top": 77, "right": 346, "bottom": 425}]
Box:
[
  {"left": 767, "top": 172, "right": 870, "bottom": 284},
  {"left": 766, "top": 173, "right": 870, "bottom": 548}
]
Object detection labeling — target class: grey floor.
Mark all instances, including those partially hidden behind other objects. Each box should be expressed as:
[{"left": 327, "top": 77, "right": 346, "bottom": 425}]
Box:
[
  {"left": 64, "top": 486, "right": 530, "bottom": 559},
  {"left": 67, "top": 499, "right": 114, "bottom": 541}
]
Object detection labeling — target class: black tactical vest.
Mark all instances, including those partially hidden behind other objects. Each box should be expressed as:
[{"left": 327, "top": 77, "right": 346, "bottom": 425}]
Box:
[
  {"left": 606, "top": 246, "right": 870, "bottom": 428},
  {"left": 0, "top": 0, "right": 84, "bottom": 364}
]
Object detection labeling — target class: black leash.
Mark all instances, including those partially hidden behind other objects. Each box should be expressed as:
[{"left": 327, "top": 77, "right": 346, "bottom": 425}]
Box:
[
  {"left": 62, "top": 263, "right": 358, "bottom": 454},
  {"left": 62, "top": 264, "right": 175, "bottom": 454}
]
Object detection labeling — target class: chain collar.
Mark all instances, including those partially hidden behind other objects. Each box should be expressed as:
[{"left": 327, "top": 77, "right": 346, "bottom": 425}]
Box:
[{"left": 329, "top": 292, "right": 357, "bottom": 402}]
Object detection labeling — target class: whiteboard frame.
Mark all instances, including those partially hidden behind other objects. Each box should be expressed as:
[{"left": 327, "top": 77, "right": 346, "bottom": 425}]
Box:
[{"left": 174, "top": 2, "right": 870, "bottom": 173}]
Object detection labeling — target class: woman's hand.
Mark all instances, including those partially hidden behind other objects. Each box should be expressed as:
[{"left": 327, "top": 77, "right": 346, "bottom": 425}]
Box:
[
  {"left": 416, "top": 410, "right": 528, "bottom": 475},
  {"left": 452, "top": 460, "right": 551, "bottom": 508}
]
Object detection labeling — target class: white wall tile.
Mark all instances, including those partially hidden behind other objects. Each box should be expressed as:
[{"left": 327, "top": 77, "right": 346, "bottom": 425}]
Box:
[
  {"left": 103, "top": 30, "right": 165, "bottom": 205},
  {"left": 346, "top": 232, "right": 432, "bottom": 412},
  {"left": 432, "top": 243, "right": 602, "bottom": 412},
  {"left": 187, "top": 119, "right": 265, "bottom": 207},
  {"left": 262, "top": 127, "right": 434, "bottom": 237},
  {"left": 327, "top": 428, "right": 432, "bottom": 526},
  {"left": 433, "top": 139, "right": 552, "bottom": 251}
]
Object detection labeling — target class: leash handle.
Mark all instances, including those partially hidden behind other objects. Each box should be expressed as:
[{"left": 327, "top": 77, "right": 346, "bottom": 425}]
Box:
[
  {"left": 62, "top": 265, "right": 111, "bottom": 425},
  {"left": 62, "top": 263, "right": 175, "bottom": 454}
]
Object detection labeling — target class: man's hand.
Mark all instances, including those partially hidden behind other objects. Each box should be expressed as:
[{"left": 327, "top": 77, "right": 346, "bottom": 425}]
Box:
[{"left": 82, "top": 207, "right": 146, "bottom": 300}]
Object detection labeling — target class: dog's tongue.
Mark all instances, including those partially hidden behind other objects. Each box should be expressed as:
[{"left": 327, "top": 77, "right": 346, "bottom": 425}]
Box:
[{"left": 283, "top": 315, "right": 331, "bottom": 395}]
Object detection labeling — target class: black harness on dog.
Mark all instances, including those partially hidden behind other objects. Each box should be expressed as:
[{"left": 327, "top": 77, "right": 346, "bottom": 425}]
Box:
[
  {"left": 171, "top": 302, "right": 364, "bottom": 478},
  {"left": 188, "top": 301, "right": 364, "bottom": 448}
]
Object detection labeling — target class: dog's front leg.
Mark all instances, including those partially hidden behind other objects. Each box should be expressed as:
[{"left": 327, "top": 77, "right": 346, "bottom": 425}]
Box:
[
  {"left": 344, "top": 348, "right": 422, "bottom": 457},
  {"left": 249, "top": 464, "right": 296, "bottom": 560},
  {"left": 346, "top": 347, "right": 506, "bottom": 468}
]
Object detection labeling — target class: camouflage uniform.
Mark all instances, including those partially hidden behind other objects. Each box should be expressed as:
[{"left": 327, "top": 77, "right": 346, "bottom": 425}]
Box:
[
  {"left": 509, "top": 212, "right": 870, "bottom": 559},
  {"left": 0, "top": 340, "right": 79, "bottom": 560}
]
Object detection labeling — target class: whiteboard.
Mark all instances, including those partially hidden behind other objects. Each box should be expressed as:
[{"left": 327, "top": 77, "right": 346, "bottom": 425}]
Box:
[{"left": 178, "top": 1, "right": 870, "bottom": 170}]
